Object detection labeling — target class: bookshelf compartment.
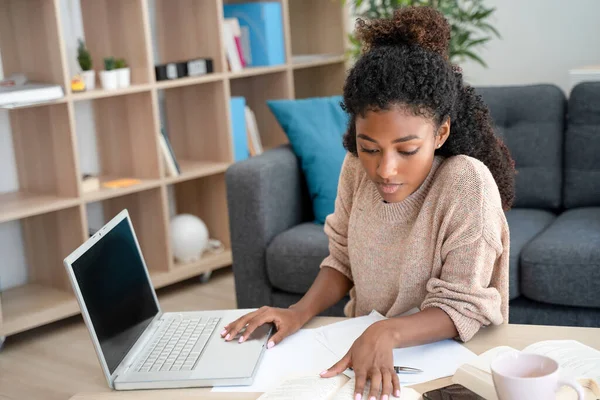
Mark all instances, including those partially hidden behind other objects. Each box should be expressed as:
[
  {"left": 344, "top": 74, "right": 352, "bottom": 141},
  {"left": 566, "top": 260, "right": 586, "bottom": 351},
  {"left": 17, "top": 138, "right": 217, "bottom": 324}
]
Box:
[
  {"left": 230, "top": 71, "right": 292, "bottom": 150},
  {"left": 152, "top": 0, "right": 224, "bottom": 74},
  {"left": 159, "top": 80, "right": 232, "bottom": 172},
  {"left": 293, "top": 62, "right": 346, "bottom": 99},
  {"left": 78, "top": 0, "right": 153, "bottom": 86},
  {"left": 74, "top": 91, "right": 162, "bottom": 200},
  {"left": 0, "top": 205, "right": 86, "bottom": 336},
  {"left": 86, "top": 187, "right": 170, "bottom": 274},
  {"left": 158, "top": 174, "right": 231, "bottom": 287},
  {"left": 0, "top": 103, "right": 80, "bottom": 224},
  {"left": 288, "top": 0, "right": 346, "bottom": 58},
  {"left": 0, "top": 0, "right": 68, "bottom": 88}
]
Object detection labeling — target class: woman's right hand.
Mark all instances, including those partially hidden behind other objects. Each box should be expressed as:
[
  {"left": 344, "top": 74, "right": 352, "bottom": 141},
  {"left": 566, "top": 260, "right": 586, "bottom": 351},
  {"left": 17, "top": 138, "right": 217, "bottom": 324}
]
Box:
[{"left": 220, "top": 306, "right": 310, "bottom": 348}]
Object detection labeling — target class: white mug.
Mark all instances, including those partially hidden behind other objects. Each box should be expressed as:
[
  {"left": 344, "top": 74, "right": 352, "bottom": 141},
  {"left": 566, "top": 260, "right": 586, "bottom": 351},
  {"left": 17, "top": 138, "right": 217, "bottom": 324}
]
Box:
[{"left": 490, "top": 352, "right": 584, "bottom": 400}]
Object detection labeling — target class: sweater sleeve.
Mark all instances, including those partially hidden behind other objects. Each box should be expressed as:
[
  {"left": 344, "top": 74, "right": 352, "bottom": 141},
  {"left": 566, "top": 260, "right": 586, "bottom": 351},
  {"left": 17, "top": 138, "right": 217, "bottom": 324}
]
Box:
[
  {"left": 319, "top": 154, "right": 358, "bottom": 282},
  {"left": 420, "top": 233, "right": 506, "bottom": 342},
  {"left": 421, "top": 156, "right": 510, "bottom": 342}
]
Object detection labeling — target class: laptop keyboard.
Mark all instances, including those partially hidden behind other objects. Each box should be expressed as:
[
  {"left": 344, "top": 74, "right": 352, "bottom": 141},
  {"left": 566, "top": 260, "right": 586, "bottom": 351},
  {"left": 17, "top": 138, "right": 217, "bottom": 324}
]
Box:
[{"left": 134, "top": 316, "right": 221, "bottom": 373}]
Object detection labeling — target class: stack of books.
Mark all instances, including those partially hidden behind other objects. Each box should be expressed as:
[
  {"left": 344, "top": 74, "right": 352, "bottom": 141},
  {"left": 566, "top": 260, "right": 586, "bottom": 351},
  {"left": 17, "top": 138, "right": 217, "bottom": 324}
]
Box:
[{"left": 0, "top": 74, "right": 64, "bottom": 108}]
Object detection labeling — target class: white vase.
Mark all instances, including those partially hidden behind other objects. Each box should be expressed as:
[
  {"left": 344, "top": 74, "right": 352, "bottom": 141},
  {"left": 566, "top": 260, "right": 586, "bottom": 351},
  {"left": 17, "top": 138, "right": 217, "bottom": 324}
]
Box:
[
  {"left": 116, "top": 67, "right": 130, "bottom": 88},
  {"left": 100, "top": 70, "right": 118, "bottom": 90},
  {"left": 81, "top": 70, "right": 95, "bottom": 90}
]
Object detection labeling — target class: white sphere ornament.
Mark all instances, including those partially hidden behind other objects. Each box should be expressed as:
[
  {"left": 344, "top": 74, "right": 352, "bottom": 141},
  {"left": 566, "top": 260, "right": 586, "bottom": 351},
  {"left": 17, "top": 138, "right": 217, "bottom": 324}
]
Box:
[{"left": 170, "top": 214, "right": 209, "bottom": 263}]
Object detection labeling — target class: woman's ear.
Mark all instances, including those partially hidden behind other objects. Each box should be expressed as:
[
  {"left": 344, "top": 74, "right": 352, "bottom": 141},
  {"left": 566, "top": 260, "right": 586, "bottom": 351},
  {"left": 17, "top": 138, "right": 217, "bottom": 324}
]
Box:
[{"left": 435, "top": 117, "right": 451, "bottom": 149}]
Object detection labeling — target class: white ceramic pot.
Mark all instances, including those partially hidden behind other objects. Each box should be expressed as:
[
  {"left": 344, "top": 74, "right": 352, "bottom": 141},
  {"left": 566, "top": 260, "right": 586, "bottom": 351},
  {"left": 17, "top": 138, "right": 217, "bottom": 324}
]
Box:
[
  {"left": 100, "top": 70, "right": 118, "bottom": 90},
  {"left": 116, "top": 67, "right": 130, "bottom": 88},
  {"left": 81, "top": 70, "right": 95, "bottom": 90}
]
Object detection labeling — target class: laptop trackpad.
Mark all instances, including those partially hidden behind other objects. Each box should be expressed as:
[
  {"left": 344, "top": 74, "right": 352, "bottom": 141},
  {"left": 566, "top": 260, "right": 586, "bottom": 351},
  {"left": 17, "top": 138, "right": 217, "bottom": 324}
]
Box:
[{"left": 192, "top": 323, "right": 271, "bottom": 380}]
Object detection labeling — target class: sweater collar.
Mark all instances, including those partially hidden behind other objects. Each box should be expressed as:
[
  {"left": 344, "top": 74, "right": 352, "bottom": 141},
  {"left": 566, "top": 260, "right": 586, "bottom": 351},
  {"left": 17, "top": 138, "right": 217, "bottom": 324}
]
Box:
[{"left": 369, "top": 156, "right": 445, "bottom": 222}]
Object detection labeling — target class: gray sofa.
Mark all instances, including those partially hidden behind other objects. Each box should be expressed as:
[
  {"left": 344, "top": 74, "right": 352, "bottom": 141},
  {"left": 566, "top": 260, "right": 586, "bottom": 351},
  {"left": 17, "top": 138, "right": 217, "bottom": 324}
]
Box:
[{"left": 225, "top": 82, "right": 600, "bottom": 327}]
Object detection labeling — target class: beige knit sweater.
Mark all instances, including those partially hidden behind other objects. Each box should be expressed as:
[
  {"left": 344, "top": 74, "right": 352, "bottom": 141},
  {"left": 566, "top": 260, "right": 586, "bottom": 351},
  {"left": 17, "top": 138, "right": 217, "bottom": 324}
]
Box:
[{"left": 320, "top": 153, "right": 510, "bottom": 342}]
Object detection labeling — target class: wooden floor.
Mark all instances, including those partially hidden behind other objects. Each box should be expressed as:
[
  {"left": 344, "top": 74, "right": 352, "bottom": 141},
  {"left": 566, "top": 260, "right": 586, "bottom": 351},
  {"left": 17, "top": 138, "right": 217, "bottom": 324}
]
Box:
[{"left": 0, "top": 267, "right": 237, "bottom": 400}]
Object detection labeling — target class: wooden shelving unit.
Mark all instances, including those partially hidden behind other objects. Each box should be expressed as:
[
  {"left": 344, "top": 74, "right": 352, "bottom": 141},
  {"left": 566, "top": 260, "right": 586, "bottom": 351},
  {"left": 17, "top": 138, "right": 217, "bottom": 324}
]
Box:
[{"left": 0, "top": 0, "right": 348, "bottom": 338}]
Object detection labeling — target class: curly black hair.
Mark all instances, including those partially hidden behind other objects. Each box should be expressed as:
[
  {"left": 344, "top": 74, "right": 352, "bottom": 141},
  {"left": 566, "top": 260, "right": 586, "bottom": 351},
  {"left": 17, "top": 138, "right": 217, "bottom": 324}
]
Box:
[{"left": 342, "top": 6, "right": 516, "bottom": 211}]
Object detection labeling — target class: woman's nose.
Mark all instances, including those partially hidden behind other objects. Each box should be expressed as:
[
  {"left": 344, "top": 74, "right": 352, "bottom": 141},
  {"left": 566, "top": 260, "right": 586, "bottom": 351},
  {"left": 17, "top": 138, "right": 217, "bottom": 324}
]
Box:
[{"left": 377, "top": 153, "right": 397, "bottom": 179}]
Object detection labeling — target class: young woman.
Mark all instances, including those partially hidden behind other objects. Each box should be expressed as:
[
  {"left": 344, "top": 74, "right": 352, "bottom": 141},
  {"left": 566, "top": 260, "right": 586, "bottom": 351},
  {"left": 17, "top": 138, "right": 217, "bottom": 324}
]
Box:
[{"left": 221, "top": 6, "right": 515, "bottom": 400}]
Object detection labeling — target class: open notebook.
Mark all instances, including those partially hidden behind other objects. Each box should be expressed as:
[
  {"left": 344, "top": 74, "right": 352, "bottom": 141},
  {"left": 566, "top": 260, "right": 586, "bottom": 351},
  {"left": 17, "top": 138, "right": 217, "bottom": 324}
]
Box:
[
  {"left": 257, "top": 374, "right": 421, "bottom": 400},
  {"left": 452, "top": 340, "right": 600, "bottom": 400}
]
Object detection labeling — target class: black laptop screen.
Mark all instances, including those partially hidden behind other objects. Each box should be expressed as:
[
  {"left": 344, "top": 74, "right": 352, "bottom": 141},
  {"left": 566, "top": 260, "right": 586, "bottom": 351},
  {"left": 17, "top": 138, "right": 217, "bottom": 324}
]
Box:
[{"left": 72, "top": 218, "right": 159, "bottom": 375}]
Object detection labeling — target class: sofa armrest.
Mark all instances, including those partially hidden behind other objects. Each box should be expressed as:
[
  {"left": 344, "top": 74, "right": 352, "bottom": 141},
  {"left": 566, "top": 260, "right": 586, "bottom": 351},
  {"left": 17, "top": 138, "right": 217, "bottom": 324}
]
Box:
[{"left": 225, "top": 145, "right": 311, "bottom": 308}]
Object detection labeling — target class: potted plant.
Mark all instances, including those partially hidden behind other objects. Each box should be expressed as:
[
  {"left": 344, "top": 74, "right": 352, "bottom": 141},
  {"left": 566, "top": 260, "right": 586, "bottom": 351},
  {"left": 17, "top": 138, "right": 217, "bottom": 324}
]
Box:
[
  {"left": 115, "top": 58, "right": 130, "bottom": 88},
  {"left": 343, "top": 0, "right": 500, "bottom": 68},
  {"left": 77, "top": 39, "right": 95, "bottom": 90},
  {"left": 100, "top": 57, "right": 118, "bottom": 90}
]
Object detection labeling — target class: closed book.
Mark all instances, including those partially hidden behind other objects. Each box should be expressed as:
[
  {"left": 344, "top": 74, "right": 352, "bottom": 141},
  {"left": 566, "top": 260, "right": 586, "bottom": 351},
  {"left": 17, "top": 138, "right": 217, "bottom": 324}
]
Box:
[
  {"left": 0, "top": 82, "right": 64, "bottom": 107},
  {"left": 223, "top": 2, "right": 285, "bottom": 67},
  {"left": 230, "top": 97, "right": 250, "bottom": 162}
]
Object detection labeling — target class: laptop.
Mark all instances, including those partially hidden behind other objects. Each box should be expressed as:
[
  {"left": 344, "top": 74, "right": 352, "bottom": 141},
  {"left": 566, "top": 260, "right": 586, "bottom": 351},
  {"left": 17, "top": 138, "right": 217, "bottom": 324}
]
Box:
[{"left": 63, "top": 209, "right": 271, "bottom": 391}]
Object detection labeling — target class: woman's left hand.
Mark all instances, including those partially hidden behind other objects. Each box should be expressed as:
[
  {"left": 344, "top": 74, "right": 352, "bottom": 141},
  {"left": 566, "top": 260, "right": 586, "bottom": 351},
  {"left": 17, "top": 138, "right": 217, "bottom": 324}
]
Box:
[{"left": 320, "top": 321, "right": 400, "bottom": 400}]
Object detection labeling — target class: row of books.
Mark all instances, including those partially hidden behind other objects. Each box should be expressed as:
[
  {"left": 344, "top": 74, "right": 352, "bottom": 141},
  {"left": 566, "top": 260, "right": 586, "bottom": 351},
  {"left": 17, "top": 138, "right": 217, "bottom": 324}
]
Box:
[
  {"left": 159, "top": 99, "right": 263, "bottom": 178},
  {"left": 222, "top": 2, "right": 285, "bottom": 72}
]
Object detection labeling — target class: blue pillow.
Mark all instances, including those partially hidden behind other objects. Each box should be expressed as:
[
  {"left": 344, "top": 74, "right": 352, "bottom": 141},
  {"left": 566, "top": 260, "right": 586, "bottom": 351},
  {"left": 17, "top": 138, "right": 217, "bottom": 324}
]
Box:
[{"left": 267, "top": 96, "right": 349, "bottom": 224}]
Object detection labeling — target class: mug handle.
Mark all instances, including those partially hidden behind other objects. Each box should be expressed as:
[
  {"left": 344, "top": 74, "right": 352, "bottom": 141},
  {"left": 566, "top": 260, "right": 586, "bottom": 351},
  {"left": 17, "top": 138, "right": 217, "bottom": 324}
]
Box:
[{"left": 557, "top": 377, "right": 585, "bottom": 399}]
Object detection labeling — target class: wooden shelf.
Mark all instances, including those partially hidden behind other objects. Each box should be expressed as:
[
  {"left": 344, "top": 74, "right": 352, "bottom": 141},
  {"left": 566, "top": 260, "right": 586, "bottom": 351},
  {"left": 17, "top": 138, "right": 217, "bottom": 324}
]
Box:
[
  {"left": 152, "top": 250, "right": 233, "bottom": 289},
  {"left": 0, "top": 191, "right": 80, "bottom": 224},
  {"left": 155, "top": 73, "right": 225, "bottom": 90},
  {"left": 228, "top": 65, "right": 289, "bottom": 79},
  {"left": 164, "top": 160, "right": 231, "bottom": 184},
  {"left": 0, "top": 0, "right": 347, "bottom": 337},
  {"left": 292, "top": 54, "right": 346, "bottom": 69},
  {"left": 0, "top": 284, "right": 79, "bottom": 336},
  {"left": 70, "top": 84, "right": 154, "bottom": 101},
  {"left": 82, "top": 177, "right": 163, "bottom": 203}
]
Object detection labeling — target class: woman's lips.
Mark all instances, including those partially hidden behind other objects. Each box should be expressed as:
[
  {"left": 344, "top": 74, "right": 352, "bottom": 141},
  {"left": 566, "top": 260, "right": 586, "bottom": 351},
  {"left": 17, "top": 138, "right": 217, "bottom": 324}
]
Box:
[{"left": 378, "top": 183, "right": 402, "bottom": 194}]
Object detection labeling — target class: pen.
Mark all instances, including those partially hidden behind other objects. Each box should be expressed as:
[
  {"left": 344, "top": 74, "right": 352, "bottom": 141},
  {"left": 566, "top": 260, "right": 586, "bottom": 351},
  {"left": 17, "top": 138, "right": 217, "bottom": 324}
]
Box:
[{"left": 348, "top": 366, "right": 423, "bottom": 374}]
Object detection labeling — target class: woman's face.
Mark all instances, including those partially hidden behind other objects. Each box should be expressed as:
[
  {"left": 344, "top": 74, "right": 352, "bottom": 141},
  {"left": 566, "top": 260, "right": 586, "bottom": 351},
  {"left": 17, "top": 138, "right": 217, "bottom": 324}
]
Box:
[{"left": 356, "top": 106, "right": 450, "bottom": 203}]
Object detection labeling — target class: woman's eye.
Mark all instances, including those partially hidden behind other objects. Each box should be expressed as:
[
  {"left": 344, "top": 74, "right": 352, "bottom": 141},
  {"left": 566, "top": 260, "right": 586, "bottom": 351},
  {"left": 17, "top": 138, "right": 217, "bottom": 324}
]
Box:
[
  {"left": 360, "top": 146, "right": 378, "bottom": 154},
  {"left": 399, "top": 148, "right": 419, "bottom": 156}
]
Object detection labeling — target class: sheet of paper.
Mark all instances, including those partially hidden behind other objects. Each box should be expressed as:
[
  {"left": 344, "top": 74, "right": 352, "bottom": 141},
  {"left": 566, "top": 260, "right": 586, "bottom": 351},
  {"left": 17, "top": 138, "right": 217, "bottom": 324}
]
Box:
[
  {"left": 257, "top": 374, "right": 347, "bottom": 400},
  {"left": 314, "top": 311, "right": 478, "bottom": 387},
  {"left": 211, "top": 328, "right": 339, "bottom": 393},
  {"left": 524, "top": 340, "right": 600, "bottom": 382}
]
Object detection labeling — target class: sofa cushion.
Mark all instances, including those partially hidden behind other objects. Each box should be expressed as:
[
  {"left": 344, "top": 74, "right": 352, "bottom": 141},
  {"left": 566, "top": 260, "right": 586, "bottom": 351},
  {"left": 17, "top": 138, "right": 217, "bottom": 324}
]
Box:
[
  {"left": 475, "top": 85, "right": 566, "bottom": 210},
  {"left": 504, "top": 209, "right": 556, "bottom": 300},
  {"left": 266, "top": 222, "right": 328, "bottom": 294},
  {"left": 564, "top": 82, "right": 600, "bottom": 208},
  {"left": 267, "top": 96, "right": 349, "bottom": 224},
  {"left": 521, "top": 208, "right": 600, "bottom": 308}
]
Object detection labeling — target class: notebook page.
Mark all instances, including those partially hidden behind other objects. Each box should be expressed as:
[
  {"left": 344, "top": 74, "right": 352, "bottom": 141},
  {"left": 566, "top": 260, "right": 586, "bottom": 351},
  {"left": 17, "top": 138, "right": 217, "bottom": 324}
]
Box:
[
  {"left": 523, "top": 340, "right": 600, "bottom": 382},
  {"left": 257, "top": 374, "right": 348, "bottom": 400},
  {"left": 331, "top": 378, "right": 422, "bottom": 400}
]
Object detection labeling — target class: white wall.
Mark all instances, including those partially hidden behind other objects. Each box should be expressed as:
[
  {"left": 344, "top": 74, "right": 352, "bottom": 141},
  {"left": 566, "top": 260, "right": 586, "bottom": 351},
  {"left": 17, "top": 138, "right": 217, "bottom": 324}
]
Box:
[{"left": 458, "top": 0, "right": 600, "bottom": 95}]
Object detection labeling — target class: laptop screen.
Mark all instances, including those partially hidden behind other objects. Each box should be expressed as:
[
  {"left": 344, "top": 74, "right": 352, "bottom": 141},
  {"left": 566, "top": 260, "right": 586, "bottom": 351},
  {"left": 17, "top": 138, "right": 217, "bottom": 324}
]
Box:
[{"left": 71, "top": 218, "right": 159, "bottom": 375}]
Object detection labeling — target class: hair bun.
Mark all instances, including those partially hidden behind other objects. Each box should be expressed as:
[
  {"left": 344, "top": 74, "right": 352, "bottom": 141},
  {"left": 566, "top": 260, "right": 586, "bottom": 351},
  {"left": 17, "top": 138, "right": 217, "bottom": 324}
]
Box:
[{"left": 356, "top": 6, "right": 451, "bottom": 60}]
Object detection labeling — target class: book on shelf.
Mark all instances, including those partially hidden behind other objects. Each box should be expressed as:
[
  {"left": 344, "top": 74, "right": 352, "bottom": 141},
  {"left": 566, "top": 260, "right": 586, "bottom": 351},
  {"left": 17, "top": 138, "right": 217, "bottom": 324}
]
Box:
[
  {"left": 158, "top": 129, "right": 180, "bottom": 177},
  {"left": 452, "top": 340, "right": 600, "bottom": 400},
  {"left": 257, "top": 374, "right": 421, "bottom": 400},
  {"left": 244, "top": 105, "right": 263, "bottom": 156},
  {"left": 230, "top": 97, "right": 250, "bottom": 162},
  {"left": 0, "top": 73, "right": 64, "bottom": 108},
  {"left": 223, "top": 18, "right": 244, "bottom": 72},
  {"left": 223, "top": 2, "right": 285, "bottom": 67}
]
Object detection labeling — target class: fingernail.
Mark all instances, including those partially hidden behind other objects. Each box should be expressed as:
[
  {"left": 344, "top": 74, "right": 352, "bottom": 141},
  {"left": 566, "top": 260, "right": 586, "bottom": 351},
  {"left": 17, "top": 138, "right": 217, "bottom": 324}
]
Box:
[
  {"left": 220, "top": 329, "right": 227, "bottom": 336},
  {"left": 395, "top": 390, "right": 401, "bottom": 398},
  {"left": 382, "top": 396, "right": 389, "bottom": 400},
  {"left": 267, "top": 341, "right": 274, "bottom": 349},
  {"left": 225, "top": 334, "right": 230, "bottom": 341},
  {"left": 355, "top": 394, "right": 361, "bottom": 400},
  {"left": 369, "top": 397, "right": 376, "bottom": 400},
  {"left": 319, "top": 370, "right": 328, "bottom": 376},
  {"left": 238, "top": 336, "right": 244, "bottom": 343}
]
